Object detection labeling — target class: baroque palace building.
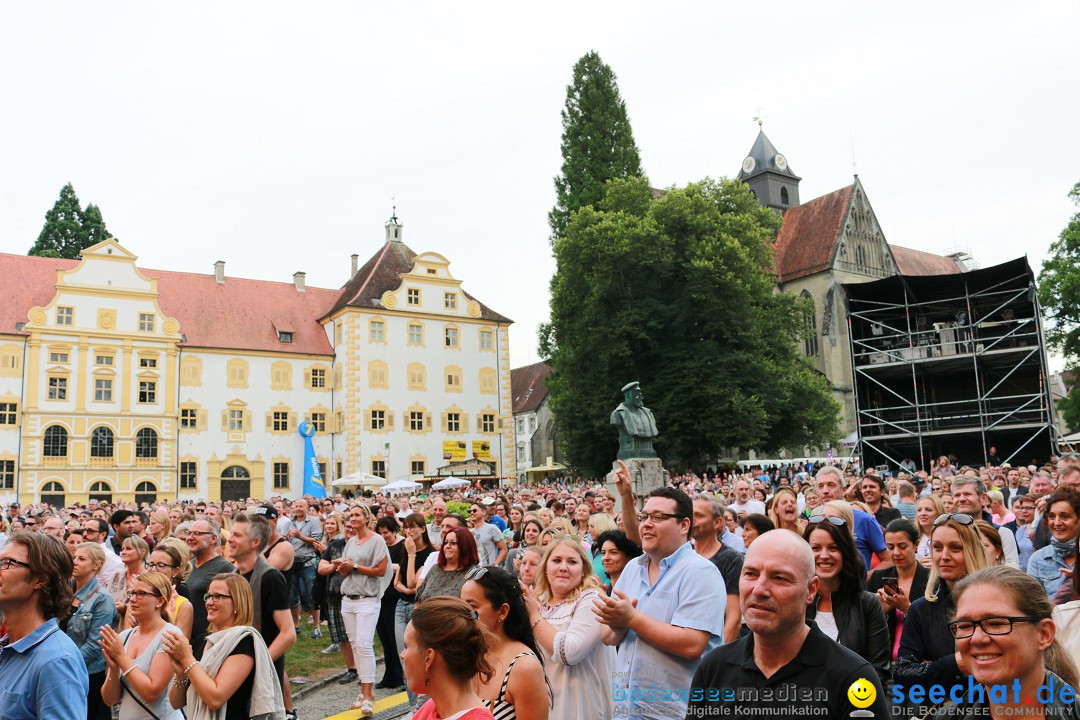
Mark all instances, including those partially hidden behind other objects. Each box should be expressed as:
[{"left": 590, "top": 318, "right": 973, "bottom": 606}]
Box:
[{"left": 0, "top": 217, "right": 512, "bottom": 506}]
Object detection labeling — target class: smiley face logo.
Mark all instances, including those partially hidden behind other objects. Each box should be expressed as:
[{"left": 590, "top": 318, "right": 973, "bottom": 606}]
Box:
[{"left": 847, "top": 678, "right": 876, "bottom": 709}]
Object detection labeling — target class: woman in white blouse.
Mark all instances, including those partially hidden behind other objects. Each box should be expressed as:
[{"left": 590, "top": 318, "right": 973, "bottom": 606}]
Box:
[{"left": 524, "top": 538, "right": 614, "bottom": 720}]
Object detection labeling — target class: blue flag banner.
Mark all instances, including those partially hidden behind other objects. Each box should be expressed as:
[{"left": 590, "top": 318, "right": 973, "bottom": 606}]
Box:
[{"left": 298, "top": 421, "right": 326, "bottom": 498}]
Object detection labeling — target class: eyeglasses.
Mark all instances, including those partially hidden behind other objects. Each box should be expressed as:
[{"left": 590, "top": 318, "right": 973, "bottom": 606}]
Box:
[
  {"left": 203, "top": 593, "right": 232, "bottom": 603},
  {"left": 465, "top": 566, "right": 490, "bottom": 582},
  {"left": 637, "top": 511, "right": 681, "bottom": 524},
  {"left": 934, "top": 513, "right": 974, "bottom": 526},
  {"left": 0, "top": 558, "right": 31, "bottom": 571},
  {"left": 808, "top": 515, "right": 846, "bottom": 527},
  {"left": 127, "top": 590, "right": 161, "bottom": 600},
  {"left": 947, "top": 616, "right": 1039, "bottom": 638},
  {"left": 145, "top": 562, "right": 176, "bottom": 571},
  {"left": 188, "top": 530, "right": 215, "bottom": 537}
]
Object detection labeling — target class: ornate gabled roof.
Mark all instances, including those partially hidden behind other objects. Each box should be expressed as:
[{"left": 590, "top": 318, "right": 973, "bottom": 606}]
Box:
[
  {"left": 737, "top": 128, "right": 801, "bottom": 182},
  {"left": 772, "top": 185, "right": 854, "bottom": 283},
  {"left": 511, "top": 361, "right": 552, "bottom": 414},
  {"left": 326, "top": 239, "right": 511, "bottom": 323}
]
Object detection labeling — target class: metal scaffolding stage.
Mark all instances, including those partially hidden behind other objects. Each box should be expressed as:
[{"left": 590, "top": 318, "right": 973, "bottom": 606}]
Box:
[{"left": 844, "top": 257, "right": 1058, "bottom": 470}]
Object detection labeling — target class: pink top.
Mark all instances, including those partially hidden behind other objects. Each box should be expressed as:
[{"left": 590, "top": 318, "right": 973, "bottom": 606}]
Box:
[{"left": 412, "top": 699, "right": 496, "bottom": 720}]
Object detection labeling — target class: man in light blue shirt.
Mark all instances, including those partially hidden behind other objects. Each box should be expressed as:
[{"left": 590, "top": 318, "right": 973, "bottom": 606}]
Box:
[
  {"left": 595, "top": 485, "right": 726, "bottom": 720},
  {"left": 0, "top": 533, "right": 88, "bottom": 720}
]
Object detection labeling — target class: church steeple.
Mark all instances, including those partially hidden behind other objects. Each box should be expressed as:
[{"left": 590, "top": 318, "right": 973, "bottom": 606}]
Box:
[
  {"left": 385, "top": 205, "right": 403, "bottom": 243},
  {"left": 737, "top": 127, "right": 801, "bottom": 214}
]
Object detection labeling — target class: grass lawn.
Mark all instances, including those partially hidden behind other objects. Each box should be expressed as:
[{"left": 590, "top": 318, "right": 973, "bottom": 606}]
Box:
[{"left": 285, "top": 625, "right": 384, "bottom": 682}]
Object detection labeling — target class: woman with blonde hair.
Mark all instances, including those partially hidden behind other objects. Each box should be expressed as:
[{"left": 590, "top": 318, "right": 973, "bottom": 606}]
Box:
[
  {"left": 401, "top": 596, "right": 497, "bottom": 720},
  {"left": 107, "top": 535, "right": 150, "bottom": 628},
  {"left": 768, "top": 486, "right": 805, "bottom": 534},
  {"left": 914, "top": 494, "right": 945, "bottom": 565},
  {"left": 894, "top": 513, "right": 991, "bottom": 687},
  {"left": 68, "top": 542, "right": 116, "bottom": 720},
  {"left": 148, "top": 511, "right": 172, "bottom": 546},
  {"left": 101, "top": 571, "right": 185, "bottom": 720},
  {"left": 163, "top": 574, "right": 285, "bottom": 720},
  {"left": 523, "top": 538, "right": 614, "bottom": 720}
]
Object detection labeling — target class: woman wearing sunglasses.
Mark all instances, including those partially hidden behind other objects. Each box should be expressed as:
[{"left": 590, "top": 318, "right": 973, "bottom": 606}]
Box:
[
  {"left": 523, "top": 538, "right": 614, "bottom": 720},
  {"left": 100, "top": 571, "right": 184, "bottom": 720},
  {"left": 461, "top": 566, "right": 549, "bottom": 720},
  {"left": 894, "top": 513, "right": 991, "bottom": 687},
  {"left": 802, "top": 515, "right": 891, "bottom": 687},
  {"left": 940, "top": 566, "right": 1080, "bottom": 716}
]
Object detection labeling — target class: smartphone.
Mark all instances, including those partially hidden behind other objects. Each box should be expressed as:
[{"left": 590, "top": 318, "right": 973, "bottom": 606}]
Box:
[{"left": 883, "top": 577, "right": 899, "bottom": 594}]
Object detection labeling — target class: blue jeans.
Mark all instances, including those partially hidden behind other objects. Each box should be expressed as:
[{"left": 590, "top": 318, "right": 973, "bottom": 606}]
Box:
[
  {"left": 291, "top": 560, "right": 317, "bottom": 611},
  {"left": 395, "top": 600, "right": 418, "bottom": 706}
]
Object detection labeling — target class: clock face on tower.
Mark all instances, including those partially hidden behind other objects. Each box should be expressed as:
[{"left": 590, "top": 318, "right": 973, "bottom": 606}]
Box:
[
  {"left": 774, "top": 153, "right": 788, "bottom": 171},
  {"left": 742, "top": 156, "right": 756, "bottom": 174}
]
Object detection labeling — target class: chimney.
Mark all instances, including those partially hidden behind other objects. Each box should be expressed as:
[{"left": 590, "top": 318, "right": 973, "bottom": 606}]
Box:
[
  {"left": 293, "top": 271, "right": 306, "bottom": 292},
  {"left": 214, "top": 260, "right": 225, "bottom": 284},
  {"left": 351, "top": 254, "right": 359, "bottom": 276}
]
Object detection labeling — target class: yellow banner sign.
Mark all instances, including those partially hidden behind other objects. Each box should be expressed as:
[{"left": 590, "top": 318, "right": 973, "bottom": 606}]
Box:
[
  {"left": 472, "top": 440, "right": 491, "bottom": 461},
  {"left": 443, "top": 440, "right": 467, "bottom": 461}
]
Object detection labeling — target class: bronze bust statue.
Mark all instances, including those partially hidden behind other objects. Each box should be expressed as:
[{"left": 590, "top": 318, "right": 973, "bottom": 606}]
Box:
[{"left": 611, "top": 381, "right": 658, "bottom": 460}]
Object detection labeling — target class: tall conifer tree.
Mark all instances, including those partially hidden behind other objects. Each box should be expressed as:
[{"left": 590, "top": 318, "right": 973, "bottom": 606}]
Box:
[
  {"left": 548, "top": 51, "right": 643, "bottom": 238},
  {"left": 29, "top": 183, "right": 112, "bottom": 258}
]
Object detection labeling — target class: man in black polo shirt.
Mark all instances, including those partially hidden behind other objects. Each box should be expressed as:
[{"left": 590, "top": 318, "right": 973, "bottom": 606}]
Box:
[
  {"left": 229, "top": 512, "right": 296, "bottom": 718},
  {"left": 860, "top": 475, "right": 901, "bottom": 530},
  {"left": 686, "top": 530, "right": 888, "bottom": 718}
]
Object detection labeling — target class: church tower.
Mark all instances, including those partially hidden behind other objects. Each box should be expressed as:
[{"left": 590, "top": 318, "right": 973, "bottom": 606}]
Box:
[{"left": 737, "top": 127, "right": 801, "bottom": 214}]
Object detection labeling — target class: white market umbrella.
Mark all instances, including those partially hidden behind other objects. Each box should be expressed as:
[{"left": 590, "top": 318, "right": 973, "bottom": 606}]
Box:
[
  {"left": 432, "top": 477, "right": 471, "bottom": 490},
  {"left": 332, "top": 472, "right": 387, "bottom": 488},
  {"left": 382, "top": 479, "right": 422, "bottom": 494}
]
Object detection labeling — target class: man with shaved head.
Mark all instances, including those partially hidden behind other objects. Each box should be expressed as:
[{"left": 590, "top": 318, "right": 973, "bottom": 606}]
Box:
[{"left": 685, "top": 530, "right": 888, "bottom": 718}]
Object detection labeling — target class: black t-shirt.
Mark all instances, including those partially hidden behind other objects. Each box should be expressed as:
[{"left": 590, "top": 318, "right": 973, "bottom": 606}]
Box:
[
  {"left": 241, "top": 565, "right": 289, "bottom": 680},
  {"left": 397, "top": 546, "right": 434, "bottom": 603},
  {"left": 873, "top": 505, "right": 902, "bottom": 529},
  {"left": 223, "top": 635, "right": 256, "bottom": 720},
  {"left": 383, "top": 541, "right": 405, "bottom": 606},
  {"left": 707, "top": 545, "right": 743, "bottom": 596},
  {"left": 685, "top": 623, "right": 889, "bottom": 719},
  {"left": 188, "top": 555, "right": 237, "bottom": 658}
]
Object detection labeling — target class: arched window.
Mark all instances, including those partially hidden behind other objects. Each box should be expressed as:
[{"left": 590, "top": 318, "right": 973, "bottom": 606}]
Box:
[
  {"left": 135, "top": 428, "right": 158, "bottom": 458},
  {"left": 43, "top": 425, "right": 68, "bottom": 457},
  {"left": 780, "top": 186, "right": 790, "bottom": 206},
  {"left": 855, "top": 244, "right": 866, "bottom": 267},
  {"left": 135, "top": 481, "right": 158, "bottom": 506},
  {"left": 220, "top": 465, "right": 251, "bottom": 502},
  {"left": 801, "top": 291, "right": 819, "bottom": 357},
  {"left": 91, "top": 427, "right": 114, "bottom": 458},
  {"left": 41, "top": 481, "right": 66, "bottom": 510},
  {"left": 89, "top": 481, "right": 113, "bottom": 503},
  {"left": 222, "top": 465, "right": 250, "bottom": 479}
]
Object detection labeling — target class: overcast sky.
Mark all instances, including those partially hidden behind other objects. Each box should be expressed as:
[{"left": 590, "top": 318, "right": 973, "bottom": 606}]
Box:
[{"left": 2, "top": 3, "right": 1077, "bottom": 369}]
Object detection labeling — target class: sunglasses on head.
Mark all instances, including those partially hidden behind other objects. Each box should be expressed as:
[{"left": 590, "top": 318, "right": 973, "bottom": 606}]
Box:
[
  {"left": 465, "top": 566, "right": 491, "bottom": 582},
  {"left": 807, "top": 514, "right": 846, "bottom": 527},
  {"left": 934, "top": 512, "right": 974, "bottom": 526}
]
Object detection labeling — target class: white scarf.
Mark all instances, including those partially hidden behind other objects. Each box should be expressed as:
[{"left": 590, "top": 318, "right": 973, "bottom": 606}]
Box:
[{"left": 185, "top": 625, "right": 285, "bottom": 720}]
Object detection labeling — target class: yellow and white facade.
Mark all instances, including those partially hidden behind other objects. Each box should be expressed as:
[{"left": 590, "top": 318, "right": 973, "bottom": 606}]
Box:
[{"left": 0, "top": 222, "right": 513, "bottom": 506}]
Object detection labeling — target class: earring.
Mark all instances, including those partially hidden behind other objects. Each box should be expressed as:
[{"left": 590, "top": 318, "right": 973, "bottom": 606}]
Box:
[{"left": 424, "top": 673, "right": 430, "bottom": 686}]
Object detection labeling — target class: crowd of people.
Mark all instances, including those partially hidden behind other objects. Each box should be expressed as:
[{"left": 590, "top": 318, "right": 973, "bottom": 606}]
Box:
[{"left": 5, "top": 452, "right": 1080, "bottom": 718}]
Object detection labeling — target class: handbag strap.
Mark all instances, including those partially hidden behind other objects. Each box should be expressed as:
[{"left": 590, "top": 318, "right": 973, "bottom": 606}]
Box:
[{"left": 120, "top": 630, "right": 163, "bottom": 720}]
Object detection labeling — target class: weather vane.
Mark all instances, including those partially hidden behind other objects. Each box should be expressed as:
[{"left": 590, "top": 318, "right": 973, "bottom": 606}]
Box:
[
  {"left": 390, "top": 196, "right": 398, "bottom": 223},
  {"left": 753, "top": 107, "right": 766, "bottom": 127}
]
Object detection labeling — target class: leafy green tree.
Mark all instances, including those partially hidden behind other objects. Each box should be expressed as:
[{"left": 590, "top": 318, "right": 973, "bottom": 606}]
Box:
[
  {"left": 28, "top": 183, "right": 112, "bottom": 259},
  {"left": 1040, "top": 181, "right": 1080, "bottom": 431},
  {"left": 548, "top": 51, "right": 643, "bottom": 238},
  {"left": 540, "top": 177, "right": 840, "bottom": 476}
]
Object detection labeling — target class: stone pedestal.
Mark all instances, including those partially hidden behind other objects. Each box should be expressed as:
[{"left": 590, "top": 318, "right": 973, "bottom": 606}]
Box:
[{"left": 606, "top": 458, "right": 666, "bottom": 513}]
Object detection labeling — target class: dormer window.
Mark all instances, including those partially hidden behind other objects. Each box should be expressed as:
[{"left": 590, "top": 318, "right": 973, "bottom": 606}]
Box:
[{"left": 278, "top": 331, "right": 293, "bottom": 343}]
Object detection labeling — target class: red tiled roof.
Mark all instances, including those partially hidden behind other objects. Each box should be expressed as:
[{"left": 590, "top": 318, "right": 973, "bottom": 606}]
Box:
[
  {"left": 890, "top": 245, "right": 962, "bottom": 276},
  {"left": 511, "top": 361, "right": 552, "bottom": 414},
  {"left": 0, "top": 252, "right": 339, "bottom": 355},
  {"left": 772, "top": 185, "right": 853, "bottom": 283},
  {"left": 327, "top": 240, "right": 511, "bottom": 323}
]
